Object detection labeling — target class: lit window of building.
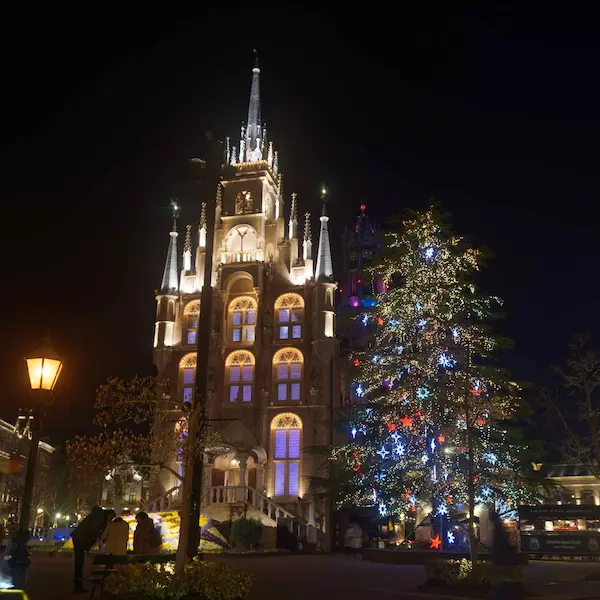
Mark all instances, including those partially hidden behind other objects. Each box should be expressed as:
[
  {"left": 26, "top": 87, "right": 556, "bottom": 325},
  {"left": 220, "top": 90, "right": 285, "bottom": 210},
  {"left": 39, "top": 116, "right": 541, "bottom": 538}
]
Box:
[
  {"left": 228, "top": 296, "right": 257, "bottom": 343},
  {"left": 273, "top": 348, "right": 303, "bottom": 402},
  {"left": 271, "top": 413, "right": 302, "bottom": 497},
  {"left": 225, "top": 350, "right": 255, "bottom": 403},
  {"left": 275, "top": 293, "right": 304, "bottom": 340}
]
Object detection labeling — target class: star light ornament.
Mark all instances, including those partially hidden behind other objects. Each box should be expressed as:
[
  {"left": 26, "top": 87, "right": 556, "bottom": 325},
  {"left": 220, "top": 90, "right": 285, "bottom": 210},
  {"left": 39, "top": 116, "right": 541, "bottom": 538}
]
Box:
[
  {"left": 437, "top": 504, "right": 448, "bottom": 516},
  {"left": 377, "top": 445, "right": 390, "bottom": 460},
  {"left": 355, "top": 384, "right": 365, "bottom": 398},
  {"left": 393, "top": 443, "right": 406, "bottom": 457},
  {"left": 351, "top": 427, "right": 357, "bottom": 439},
  {"left": 447, "top": 531, "right": 456, "bottom": 544}
]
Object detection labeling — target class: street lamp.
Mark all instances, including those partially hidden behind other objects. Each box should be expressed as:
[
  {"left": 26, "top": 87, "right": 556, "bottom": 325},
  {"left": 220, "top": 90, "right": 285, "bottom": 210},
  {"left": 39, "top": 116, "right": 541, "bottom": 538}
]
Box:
[
  {"left": 25, "top": 337, "right": 63, "bottom": 391},
  {"left": 10, "top": 336, "right": 63, "bottom": 587}
]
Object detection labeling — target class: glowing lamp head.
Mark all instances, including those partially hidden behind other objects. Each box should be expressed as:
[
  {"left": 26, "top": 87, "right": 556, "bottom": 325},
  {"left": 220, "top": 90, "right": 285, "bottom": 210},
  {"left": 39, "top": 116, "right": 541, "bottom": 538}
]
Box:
[
  {"left": 320, "top": 186, "right": 327, "bottom": 198},
  {"left": 25, "top": 336, "right": 63, "bottom": 391}
]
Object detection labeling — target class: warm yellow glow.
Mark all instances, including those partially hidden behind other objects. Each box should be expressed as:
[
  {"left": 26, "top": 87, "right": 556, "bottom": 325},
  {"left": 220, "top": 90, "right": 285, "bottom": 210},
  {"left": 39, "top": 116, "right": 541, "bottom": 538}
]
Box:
[
  {"left": 324, "top": 312, "right": 334, "bottom": 338},
  {"left": 183, "top": 300, "right": 200, "bottom": 315},
  {"left": 229, "top": 296, "right": 257, "bottom": 311},
  {"left": 179, "top": 353, "right": 197, "bottom": 369},
  {"left": 273, "top": 348, "right": 304, "bottom": 364},
  {"left": 26, "top": 357, "right": 63, "bottom": 391},
  {"left": 271, "top": 412, "right": 302, "bottom": 430},
  {"left": 36, "top": 508, "right": 43, "bottom": 514},
  {"left": 225, "top": 350, "right": 255, "bottom": 367},
  {"left": 274, "top": 293, "right": 304, "bottom": 310}
]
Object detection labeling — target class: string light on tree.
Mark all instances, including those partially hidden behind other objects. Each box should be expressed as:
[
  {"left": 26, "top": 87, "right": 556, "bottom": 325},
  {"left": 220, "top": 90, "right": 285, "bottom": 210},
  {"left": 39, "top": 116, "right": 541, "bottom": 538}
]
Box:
[{"left": 332, "top": 204, "right": 541, "bottom": 547}]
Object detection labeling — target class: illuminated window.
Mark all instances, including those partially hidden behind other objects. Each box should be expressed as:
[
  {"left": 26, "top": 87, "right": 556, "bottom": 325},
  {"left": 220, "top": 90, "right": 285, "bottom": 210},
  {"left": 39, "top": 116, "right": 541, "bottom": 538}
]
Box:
[
  {"left": 184, "top": 300, "right": 200, "bottom": 345},
  {"left": 226, "top": 350, "right": 255, "bottom": 403},
  {"left": 275, "top": 293, "right": 304, "bottom": 341},
  {"left": 129, "top": 492, "right": 137, "bottom": 504},
  {"left": 273, "top": 348, "right": 303, "bottom": 402},
  {"left": 179, "top": 353, "right": 197, "bottom": 403},
  {"left": 271, "top": 413, "right": 302, "bottom": 497},
  {"left": 228, "top": 296, "right": 257, "bottom": 344}
]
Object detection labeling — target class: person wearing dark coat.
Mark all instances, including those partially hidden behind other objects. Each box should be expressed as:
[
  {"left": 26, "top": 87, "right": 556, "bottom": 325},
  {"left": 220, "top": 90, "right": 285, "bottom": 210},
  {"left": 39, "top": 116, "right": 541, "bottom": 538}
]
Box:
[
  {"left": 489, "top": 511, "right": 525, "bottom": 600},
  {"left": 71, "top": 506, "right": 106, "bottom": 594}
]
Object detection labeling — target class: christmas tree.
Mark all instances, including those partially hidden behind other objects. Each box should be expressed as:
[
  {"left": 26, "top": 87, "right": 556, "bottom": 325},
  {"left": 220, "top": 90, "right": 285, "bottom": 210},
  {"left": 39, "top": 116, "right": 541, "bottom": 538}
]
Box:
[{"left": 335, "top": 204, "right": 538, "bottom": 557}]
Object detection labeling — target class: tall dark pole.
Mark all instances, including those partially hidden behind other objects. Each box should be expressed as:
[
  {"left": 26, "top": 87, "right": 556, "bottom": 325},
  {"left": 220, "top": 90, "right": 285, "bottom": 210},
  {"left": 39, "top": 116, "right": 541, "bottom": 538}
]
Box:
[
  {"left": 187, "top": 133, "right": 222, "bottom": 559},
  {"left": 11, "top": 410, "right": 40, "bottom": 588},
  {"left": 329, "top": 355, "right": 336, "bottom": 552}
]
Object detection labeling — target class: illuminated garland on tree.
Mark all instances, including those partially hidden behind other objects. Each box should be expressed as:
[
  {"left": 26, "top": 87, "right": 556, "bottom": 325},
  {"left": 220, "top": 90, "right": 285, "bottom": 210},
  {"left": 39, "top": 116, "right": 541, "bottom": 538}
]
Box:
[{"left": 334, "top": 205, "right": 540, "bottom": 531}]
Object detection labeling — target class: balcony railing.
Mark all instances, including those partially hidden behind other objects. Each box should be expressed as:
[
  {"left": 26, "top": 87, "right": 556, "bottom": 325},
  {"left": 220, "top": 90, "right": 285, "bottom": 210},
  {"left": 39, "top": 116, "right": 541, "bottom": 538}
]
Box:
[{"left": 221, "top": 249, "right": 264, "bottom": 264}]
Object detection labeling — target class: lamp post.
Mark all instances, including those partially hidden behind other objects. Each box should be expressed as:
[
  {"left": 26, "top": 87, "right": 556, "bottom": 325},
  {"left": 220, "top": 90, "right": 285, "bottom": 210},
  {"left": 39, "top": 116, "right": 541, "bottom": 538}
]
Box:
[{"left": 10, "top": 336, "right": 63, "bottom": 587}]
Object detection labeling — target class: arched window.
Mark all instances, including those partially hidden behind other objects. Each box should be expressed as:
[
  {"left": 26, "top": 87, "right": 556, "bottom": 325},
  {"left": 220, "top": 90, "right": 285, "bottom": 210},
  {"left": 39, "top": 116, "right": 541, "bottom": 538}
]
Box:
[
  {"left": 184, "top": 300, "right": 200, "bottom": 345},
  {"left": 271, "top": 413, "right": 302, "bottom": 497},
  {"left": 224, "top": 225, "right": 260, "bottom": 263},
  {"left": 275, "top": 293, "right": 304, "bottom": 340},
  {"left": 273, "top": 348, "right": 303, "bottom": 402},
  {"left": 179, "top": 353, "right": 197, "bottom": 404},
  {"left": 228, "top": 296, "right": 257, "bottom": 343},
  {"left": 225, "top": 350, "right": 255, "bottom": 403}
]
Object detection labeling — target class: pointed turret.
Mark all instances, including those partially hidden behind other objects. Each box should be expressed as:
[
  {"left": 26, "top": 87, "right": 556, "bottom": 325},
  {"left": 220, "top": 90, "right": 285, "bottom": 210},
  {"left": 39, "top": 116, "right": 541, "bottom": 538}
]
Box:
[
  {"left": 245, "top": 50, "right": 262, "bottom": 162},
  {"left": 160, "top": 200, "right": 179, "bottom": 292},
  {"left": 183, "top": 225, "right": 192, "bottom": 270},
  {"left": 315, "top": 187, "right": 334, "bottom": 280},
  {"left": 199, "top": 202, "right": 207, "bottom": 248},
  {"left": 303, "top": 212, "right": 314, "bottom": 280},
  {"left": 303, "top": 212, "right": 312, "bottom": 260},
  {"left": 288, "top": 192, "right": 298, "bottom": 239}
]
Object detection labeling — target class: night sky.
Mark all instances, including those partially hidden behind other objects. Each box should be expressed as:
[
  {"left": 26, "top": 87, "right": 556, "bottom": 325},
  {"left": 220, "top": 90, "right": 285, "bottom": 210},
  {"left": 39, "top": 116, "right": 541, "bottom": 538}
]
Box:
[{"left": 3, "top": 6, "right": 600, "bottom": 444}]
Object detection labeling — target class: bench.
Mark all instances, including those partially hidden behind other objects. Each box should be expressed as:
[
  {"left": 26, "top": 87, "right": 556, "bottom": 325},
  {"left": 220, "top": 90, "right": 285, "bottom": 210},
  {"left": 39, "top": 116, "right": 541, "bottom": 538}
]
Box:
[{"left": 85, "top": 552, "right": 176, "bottom": 599}]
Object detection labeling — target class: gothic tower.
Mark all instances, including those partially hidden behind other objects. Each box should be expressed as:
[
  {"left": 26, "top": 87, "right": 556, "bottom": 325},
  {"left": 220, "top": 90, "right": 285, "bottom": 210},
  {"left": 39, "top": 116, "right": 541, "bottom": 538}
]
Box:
[{"left": 152, "top": 58, "right": 339, "bottom": 531}]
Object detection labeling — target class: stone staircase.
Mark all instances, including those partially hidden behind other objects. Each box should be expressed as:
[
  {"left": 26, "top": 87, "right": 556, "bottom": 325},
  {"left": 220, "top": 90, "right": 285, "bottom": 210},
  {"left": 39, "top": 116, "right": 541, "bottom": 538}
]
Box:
[{"left": 145, "top": 484, "right": 300, "bottom": 527}]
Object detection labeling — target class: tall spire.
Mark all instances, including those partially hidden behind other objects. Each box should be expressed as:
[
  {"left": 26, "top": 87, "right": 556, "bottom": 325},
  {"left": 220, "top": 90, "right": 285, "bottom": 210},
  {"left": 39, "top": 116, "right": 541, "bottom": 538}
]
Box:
[
  {"left": 182, "top": 224, "right": 192, "bottom": 271},
  {"left": 199, "top": 202, "right": 207, "bottom": 247},
  {"left": 289, "top": 192, "right": 298, "bottom": 239},
  {"left": 303, "top": 212, "right": 312, "bottom": 260},
  {"left": 160, "top": 200, "right": 180, "bottom": 293},
  {"left": 315, "top": 186, "right": 333, "bottom": 280},
  {"left": 245, "top": 50, "right": 262, "bottom": 162}
]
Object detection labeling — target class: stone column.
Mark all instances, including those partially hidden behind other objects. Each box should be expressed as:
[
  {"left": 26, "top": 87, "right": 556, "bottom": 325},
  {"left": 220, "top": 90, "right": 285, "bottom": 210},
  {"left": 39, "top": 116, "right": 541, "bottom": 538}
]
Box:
[{"left": 237, "top": 454, "right": 248, "bottom": 502}]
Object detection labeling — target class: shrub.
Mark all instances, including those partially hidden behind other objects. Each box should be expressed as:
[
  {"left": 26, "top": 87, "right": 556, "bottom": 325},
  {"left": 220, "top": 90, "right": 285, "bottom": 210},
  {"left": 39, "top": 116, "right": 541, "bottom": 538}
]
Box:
[
  {"left": 104, "top": 560, "right": 252, "bottom": 600},
  {"left": 214, "top": 520, "right": 233, "bottom": 543},
  {"left": 229, "top": 518, "right": 263, "bottom": 550},
  {"left": 425, "top": 559, "right": 522, "bottom": 586}
]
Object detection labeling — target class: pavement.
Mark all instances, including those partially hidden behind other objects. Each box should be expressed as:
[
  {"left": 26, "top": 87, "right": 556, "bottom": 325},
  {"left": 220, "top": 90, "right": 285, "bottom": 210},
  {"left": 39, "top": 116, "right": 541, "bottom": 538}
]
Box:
[{"left": 16, "top": 553, "right": 600, "bottom": 600}]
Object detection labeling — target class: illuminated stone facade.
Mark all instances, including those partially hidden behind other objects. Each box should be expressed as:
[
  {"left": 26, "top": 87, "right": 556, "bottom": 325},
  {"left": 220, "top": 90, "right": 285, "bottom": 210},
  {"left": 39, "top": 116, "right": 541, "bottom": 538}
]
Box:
[{"left": 152, "top": 61, "right": 338, "bottom": 528}]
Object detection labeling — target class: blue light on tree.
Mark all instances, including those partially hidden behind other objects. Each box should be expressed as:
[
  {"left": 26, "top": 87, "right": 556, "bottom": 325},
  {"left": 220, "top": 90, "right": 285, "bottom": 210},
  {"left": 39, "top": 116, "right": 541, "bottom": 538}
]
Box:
[
  {"left": 389, "top": 318, "right": 400, "bottom": 326},
  {"left": 361, "top": 314, "right": 369, "bottom": 326},
  {"left": 390, "top": 431, "right": 401, "bottom": 444},
  {"left": 418, "top": 318, "right": 428, "bottom": 329},
  {"left": 447, "top": 531, "right": 456, "bottom": 544},
  {"left": 482, "top": 486, "right": 492, "bottom": 497},
  {"left": 437, "top": 504, "right": 448, "bottom": 516},
  {"left": 393, "top": 442, "right": 405, "bottom": 457},
  {"left": 424, "top": 246, "right": 436, "bottom": 260},
  {"left": 483, "top": 452, "right": 498, "bottom": 465},
  {"left": 417, "top": 387, "right": 430, "bottom": 400},
  {"left": 379, "top": 502, "right": 388, "bottom": 517},
  {"left": 451, "top": 327, "right": 459, "bottom": 340},
  {"left": 351, "top": 427, "right": 357, "bottom": 439},
  {"left": 377, "top": 445, "right": 390, "bottom": 460},
  {"left": 430, "top": 438, "right": 436, "bottom": 452},
  {"left": 375, "top": 471, "right": 387, "bottom": 482},
  {"left": 355, "top": 384, "right": 365, "bottom": 397},
  {"left": 416, "top": 301, "right": 422, "bottom": 310},
  {"left": 421, "top": 453, "right": 429, "bottom": 464},
  {"left": 438, "top": 353, "right": 457, "bottom": 368}
]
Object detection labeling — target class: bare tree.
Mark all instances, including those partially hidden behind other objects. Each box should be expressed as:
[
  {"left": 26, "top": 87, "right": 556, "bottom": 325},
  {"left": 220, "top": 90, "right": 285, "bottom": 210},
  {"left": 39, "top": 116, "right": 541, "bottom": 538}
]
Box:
[{"left": 545, "top": 334, "right": 600, "bottom": 479}]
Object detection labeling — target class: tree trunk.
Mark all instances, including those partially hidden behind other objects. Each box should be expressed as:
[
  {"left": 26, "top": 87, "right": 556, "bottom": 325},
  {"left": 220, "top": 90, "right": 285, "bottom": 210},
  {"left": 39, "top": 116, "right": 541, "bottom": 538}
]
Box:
[
  {"left": 174, "top": 408, "right": 200, "bottom": 574},
  {"left": 465, "top": 412, "right": 478, "bottom": 565}
]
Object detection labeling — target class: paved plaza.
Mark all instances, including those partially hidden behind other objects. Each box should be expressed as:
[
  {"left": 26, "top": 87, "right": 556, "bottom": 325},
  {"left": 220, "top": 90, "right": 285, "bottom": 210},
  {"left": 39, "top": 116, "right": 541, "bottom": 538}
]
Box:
[{"left": 19, "top": 553, "right": 600, "bottom": 600}]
